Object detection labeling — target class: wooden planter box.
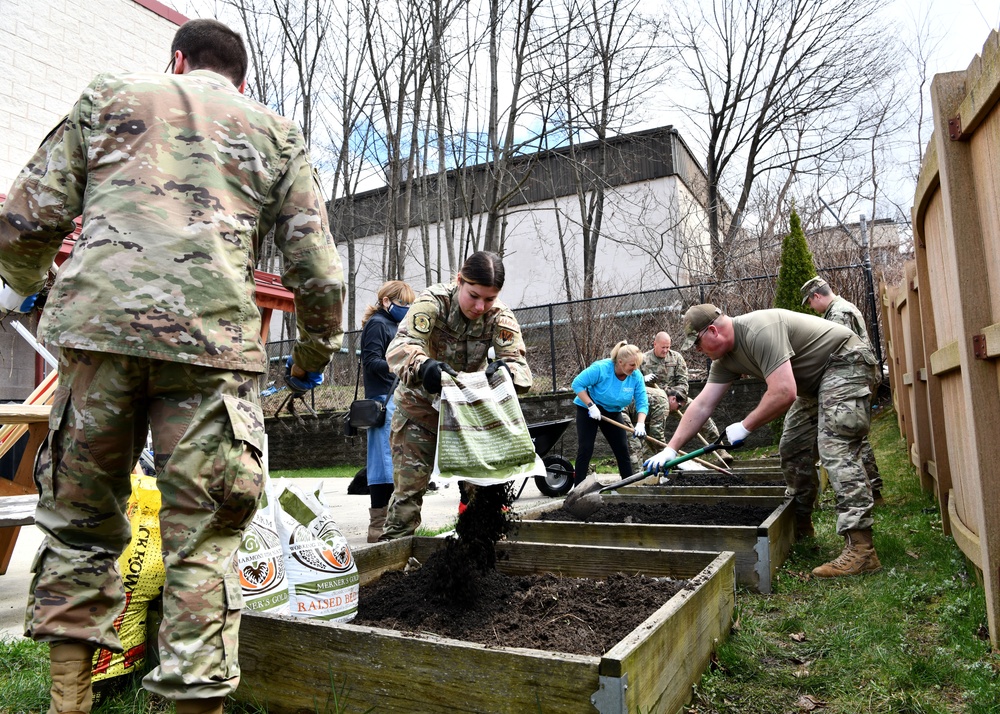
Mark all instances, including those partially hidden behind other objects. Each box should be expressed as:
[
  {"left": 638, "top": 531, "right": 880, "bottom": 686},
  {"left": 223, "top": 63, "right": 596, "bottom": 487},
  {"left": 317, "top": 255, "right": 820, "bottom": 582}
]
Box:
[
  {"left": 235, "top": 538, "right": 735, "bottom": 714},
  {"left": 622, "top": 469, "right": 787, "bottom": 498},
  {"left": 516, "top": 494, "right": 794, "bottom": 594}
]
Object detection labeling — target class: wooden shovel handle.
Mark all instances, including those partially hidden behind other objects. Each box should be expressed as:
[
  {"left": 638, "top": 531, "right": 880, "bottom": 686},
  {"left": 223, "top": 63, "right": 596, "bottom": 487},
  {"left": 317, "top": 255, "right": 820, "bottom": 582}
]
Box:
[
  {"left": 675, "top": 407, "right": 731, "bottom": 469},
  {"left": 598, "top": 415, "right": 732, "bottom": 475}
]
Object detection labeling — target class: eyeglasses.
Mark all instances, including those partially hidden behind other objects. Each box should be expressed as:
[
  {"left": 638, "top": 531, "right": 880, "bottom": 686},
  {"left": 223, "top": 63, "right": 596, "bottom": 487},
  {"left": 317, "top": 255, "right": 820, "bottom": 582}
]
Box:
[
  {"left": 693, "top": 320, "right": 717, "bottom": 349},
  {"left": 164, "top": 56, "right": 176, "bottom": 74}
]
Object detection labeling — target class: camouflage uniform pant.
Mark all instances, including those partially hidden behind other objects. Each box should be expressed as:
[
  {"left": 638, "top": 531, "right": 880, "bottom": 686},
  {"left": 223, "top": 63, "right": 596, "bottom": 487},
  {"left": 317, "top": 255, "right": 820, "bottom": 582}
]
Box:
[
  {"left": 26, "top": 349, "right": 265, "bottom": 700},
  {"left": 623, "top": 390, "right": 720, "bottom": 469},
  {"left": 381, "top": 410, "right": 437, "bottom": 539},
  {"left": 779, "top": 347, "right": 878, "bottom": 535}
]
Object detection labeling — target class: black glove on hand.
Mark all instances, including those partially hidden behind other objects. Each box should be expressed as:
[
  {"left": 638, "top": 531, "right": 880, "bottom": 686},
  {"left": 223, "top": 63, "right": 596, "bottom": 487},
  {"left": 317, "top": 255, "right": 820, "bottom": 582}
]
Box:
[
  {"left": 418, "top": 359, "right": 457, "bottom": 394},
  {"left": 485, "top": 360, "right": 510, "bottom": 379}
]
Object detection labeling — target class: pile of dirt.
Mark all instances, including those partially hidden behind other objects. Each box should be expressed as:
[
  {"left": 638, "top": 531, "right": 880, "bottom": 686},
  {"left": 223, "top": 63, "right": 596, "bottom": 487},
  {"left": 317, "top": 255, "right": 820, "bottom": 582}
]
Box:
[
  {"left": 353, "top": 482, "right": 689, "bottom": 655},
  {"left": 354, "top": 564, "right": 686, "bottom": 656},
  {"left": 538, "top": 501, "right": 777, "bottom": 525}
]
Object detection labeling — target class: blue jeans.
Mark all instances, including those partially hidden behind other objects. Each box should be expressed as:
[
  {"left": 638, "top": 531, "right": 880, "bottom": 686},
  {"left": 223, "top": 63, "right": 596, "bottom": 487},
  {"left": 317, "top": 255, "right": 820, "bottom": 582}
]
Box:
[{"left": 366, "top": 395, "right": 395, "bottom": 486}]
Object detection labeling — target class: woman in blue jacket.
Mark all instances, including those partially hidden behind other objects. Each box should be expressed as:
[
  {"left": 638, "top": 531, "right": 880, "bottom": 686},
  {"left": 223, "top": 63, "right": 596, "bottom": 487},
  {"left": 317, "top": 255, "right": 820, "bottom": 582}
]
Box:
[
  {"left": 571, "top": 341, "right": 649, "bottom": 485},
  {"left": 360, "top": 280, "right": 415, "bottom": 541}
]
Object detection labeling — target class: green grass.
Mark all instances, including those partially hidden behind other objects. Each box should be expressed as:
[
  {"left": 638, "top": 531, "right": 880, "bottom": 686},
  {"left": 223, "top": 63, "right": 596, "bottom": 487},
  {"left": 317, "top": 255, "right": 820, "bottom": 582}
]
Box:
[
  {"left": 686, "top": 409, "right": 1000, "bottom": 714},
  {"left": 269, "top": 464, "right": 360, "bottom": 479},
  {"left": 5, "top": 409, "right": 997, "bottom": 713}
]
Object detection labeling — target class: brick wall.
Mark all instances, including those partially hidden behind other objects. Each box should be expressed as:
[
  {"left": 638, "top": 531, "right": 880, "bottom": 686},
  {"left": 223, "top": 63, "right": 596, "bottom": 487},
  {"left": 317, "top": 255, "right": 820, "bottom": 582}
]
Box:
[
  {"left": 0, "top": 0, "right": 183, "bottom": 189},
  {"left": 264, "top": 378, "right": 773, "bottom": 471}
]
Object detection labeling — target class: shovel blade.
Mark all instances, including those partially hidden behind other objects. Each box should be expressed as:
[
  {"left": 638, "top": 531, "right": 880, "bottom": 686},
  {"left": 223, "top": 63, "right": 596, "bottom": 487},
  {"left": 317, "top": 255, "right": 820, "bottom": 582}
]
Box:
[{"left": 562, "top": 476, "right": 604, "bottom": 519}]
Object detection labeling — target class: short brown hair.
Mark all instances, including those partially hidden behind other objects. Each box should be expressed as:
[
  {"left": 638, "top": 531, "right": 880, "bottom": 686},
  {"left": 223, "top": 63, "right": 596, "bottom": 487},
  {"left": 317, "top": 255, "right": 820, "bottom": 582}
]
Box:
[{"left": 171, "top": 19, "right": 248, "bottom": 87}]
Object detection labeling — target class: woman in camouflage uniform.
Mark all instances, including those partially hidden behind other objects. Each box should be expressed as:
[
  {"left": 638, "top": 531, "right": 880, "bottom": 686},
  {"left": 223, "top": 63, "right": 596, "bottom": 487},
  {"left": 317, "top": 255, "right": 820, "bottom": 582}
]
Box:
[{"left": 379, "top": 252, "right": 532, "bottom": 540}]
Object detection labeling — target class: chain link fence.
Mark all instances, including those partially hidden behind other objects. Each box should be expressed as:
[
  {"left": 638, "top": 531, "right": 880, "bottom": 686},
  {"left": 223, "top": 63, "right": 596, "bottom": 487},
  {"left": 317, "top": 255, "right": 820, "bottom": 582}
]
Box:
[{"left": 261, "top": 263, "right": 885, "bottom": 417}]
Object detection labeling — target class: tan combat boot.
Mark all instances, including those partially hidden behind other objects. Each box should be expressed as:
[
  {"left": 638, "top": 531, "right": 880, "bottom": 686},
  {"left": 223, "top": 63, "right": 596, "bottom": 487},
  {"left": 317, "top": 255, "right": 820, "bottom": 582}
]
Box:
[
  {"left": 175, "top": 697, "right": 225, "bottom": 714},
  {"left": 367, "top": 507, "right": 388, "bottom": 543},
  {"left": 812, "top": 528, "right": 882, "bottom": 578},
  {"left": 794, "top": 512, "right": 815, "bottom": 540},
  {"left": 48, "top": 642, "right": 95, "bottom": 714}
]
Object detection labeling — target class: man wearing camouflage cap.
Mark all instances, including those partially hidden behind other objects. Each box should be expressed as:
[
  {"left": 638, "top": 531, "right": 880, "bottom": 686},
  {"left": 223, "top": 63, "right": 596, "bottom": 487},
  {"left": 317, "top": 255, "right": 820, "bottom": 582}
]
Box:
[
  {"left": 644, "top": 304, "right": 881, "bottom": 579},
  {"left": 0, "top": 19, "right": 344, "bottom": 714},
  {"left": 801, "top": 277, "right": 883, "bottom": 505}
]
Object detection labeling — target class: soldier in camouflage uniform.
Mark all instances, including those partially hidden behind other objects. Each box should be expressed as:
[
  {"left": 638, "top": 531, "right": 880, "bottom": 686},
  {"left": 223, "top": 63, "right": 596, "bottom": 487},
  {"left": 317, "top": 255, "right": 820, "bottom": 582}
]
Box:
[
  {"left": 623, "top": 332, "right": 729, "bottom": 467},
  {"left": 0, "top": 20, "right": 344, "bottom": 714},
  {"left": 802, "top": 277, "right": 883, "bottom": 504},
  {"left": 644, "top": 305, "right": 881, "bottom": 579},
  {"left": 380, "top": 251, "right": 532, "bottom": 540}
]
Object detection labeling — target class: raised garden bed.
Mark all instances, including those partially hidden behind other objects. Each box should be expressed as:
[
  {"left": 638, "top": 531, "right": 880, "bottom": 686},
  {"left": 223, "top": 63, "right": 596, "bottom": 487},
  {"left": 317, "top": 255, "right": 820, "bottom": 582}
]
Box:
[
  {"left": 621, "top": 469, "right": 787, "bottom": 497},
  {"left": 516, "top": 494, "right": 794, "bottom": 594},
  {"left": 235, "top": 537, "right": 735, "bottom": 714}
]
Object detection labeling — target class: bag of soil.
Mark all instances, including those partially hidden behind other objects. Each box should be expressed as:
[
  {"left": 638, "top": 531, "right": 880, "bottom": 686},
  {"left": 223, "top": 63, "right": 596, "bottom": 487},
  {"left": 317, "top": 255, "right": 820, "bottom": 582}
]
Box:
[
  {"left": 431, "top": 369, "right": 544, "bottom": 485},
  {"left": 92, "top": 473, "right": 165, "bottom": 682},
  {"left": 274, "top": 481, "right": 359, "bottom": 621},
  {"left": 237, "top": 477, "right": 289, "bottom": 614}
]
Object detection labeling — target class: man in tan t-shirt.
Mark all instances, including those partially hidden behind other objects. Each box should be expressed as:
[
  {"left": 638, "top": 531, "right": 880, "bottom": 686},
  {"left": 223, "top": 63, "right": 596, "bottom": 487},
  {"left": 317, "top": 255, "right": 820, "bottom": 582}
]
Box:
[{"left": 644, "top": 305, "right": 881, "bottom": 579}]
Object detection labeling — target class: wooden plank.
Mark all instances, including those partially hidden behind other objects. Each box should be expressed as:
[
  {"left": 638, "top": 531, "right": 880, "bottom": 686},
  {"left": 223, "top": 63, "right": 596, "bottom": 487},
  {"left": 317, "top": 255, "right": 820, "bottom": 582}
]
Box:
[
  {"left": 930, "top": 340, "right": 962, "bottom": 375},
  {"left": 0, "top": 495, "right": 37, "bottom": 528},
  {"left": 235, "top": 540, "right": 735, "bottom": 714},
  {"left": 949, "top": 489, "right": 983, "bottom": 571},
  {"left": 980, "top": 322, "right": 1000, "bottom": 359},
  {"left": 0, "top": 405, "right": 51, "bottom": 424},
  {"left": 953, "top": 29, "right": 1000, "bottom": 138}
]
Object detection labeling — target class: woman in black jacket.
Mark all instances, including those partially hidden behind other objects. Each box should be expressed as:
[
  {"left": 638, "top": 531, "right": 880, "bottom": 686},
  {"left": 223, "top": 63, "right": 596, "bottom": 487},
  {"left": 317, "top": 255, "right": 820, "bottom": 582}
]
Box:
[{"left": 360, "top": 280, "right": 415, "bottom": 541}]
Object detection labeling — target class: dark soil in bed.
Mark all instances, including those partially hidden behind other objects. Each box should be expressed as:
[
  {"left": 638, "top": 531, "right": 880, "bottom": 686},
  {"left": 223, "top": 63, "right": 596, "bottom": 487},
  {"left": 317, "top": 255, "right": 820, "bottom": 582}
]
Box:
[
  {"left": 538, "top": 501, "right": 777, "bottom": 525},
  {"left": 667, "top": 472, "right": 785, "bottom": 486},
  {"left": 353, "top": 553, "right": 687, "bottom": 656},
  {"left": 352, "top": 482, "right": 688, "bottom": 656}
]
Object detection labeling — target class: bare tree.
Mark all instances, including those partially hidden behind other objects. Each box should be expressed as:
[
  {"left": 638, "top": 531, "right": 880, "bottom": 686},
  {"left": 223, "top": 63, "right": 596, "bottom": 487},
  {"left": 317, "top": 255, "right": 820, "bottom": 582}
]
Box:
[{"left": 665, "top": 0, "right": 900, "bottom": 280}]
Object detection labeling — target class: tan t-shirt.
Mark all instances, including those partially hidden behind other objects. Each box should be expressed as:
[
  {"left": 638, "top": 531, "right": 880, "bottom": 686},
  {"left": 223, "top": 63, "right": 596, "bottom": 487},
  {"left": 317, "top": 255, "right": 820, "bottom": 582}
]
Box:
[{"left": 708, "top": 309, "right": 862, "bottom": 396}]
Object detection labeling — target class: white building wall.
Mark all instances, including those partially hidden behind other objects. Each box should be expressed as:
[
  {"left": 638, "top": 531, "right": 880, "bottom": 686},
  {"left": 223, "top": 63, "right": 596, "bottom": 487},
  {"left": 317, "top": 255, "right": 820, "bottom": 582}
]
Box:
[
  {"left": 0, "top": 0, "right": 183, "bottom": 189},
  {"left": 341, "top": 174, "right": 710, "bottom": 327}
]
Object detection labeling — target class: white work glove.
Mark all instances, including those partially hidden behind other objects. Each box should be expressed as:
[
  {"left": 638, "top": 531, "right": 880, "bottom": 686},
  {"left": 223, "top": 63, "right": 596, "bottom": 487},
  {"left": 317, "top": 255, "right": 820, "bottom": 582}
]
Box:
[
  {"left": 725, "top": 421, "right": 752, "bottom": 446},
  {"left": 587, "top": 403, "right": 601, "bottom": 420},
  {"left": 643, "top": 373, "right": 655, "bottom": 384},
  {"left": 633, "top": 422, "right": 647, "bottom": 439},
  {"left": 643, "top": 447, "right": 678, "bottom": 473},
  {"left": 0, "top": 282, "right": 38, "bottom": 313}
]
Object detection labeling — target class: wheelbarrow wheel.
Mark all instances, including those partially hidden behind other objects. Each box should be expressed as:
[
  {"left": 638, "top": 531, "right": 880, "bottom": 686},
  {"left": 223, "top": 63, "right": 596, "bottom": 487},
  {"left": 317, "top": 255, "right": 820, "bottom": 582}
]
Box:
[{"left": 535, "top": 455, "right": 574, "bottom": 497}]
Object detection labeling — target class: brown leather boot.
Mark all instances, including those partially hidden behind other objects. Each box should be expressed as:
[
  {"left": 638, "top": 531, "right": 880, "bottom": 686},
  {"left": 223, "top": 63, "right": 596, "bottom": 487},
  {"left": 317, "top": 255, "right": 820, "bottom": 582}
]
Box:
[
  {"left": 175, "top": 697, "right": 225, "bottom": 714},
  {"left": 367, "top": 507, "right": 388, "bottom": 543},
  {"left": 794, "top": 512, "right": 815, "bottom": 539},
  {"left": 812, "top": 528, "right": 882, "bottom": 578},
  {"left": 48, "top": 642, "right": 95, "bottom": 714},
  {"left": 872, "top": 488, "right": 885, "bottom": 507}
]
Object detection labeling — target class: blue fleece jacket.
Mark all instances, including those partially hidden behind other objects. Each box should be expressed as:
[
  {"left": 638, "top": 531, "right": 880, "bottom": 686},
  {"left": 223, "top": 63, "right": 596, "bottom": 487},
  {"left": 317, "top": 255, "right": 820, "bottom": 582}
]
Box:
[{"left": 571, "top": 359, "right": 648, "bottom": 414}]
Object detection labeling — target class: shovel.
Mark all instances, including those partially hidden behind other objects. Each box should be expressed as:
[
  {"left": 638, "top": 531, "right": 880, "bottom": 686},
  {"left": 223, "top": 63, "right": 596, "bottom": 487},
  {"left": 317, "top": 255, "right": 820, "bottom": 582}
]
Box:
[{"left": 563, "top": 437, "right": 735, "bottom": 520}]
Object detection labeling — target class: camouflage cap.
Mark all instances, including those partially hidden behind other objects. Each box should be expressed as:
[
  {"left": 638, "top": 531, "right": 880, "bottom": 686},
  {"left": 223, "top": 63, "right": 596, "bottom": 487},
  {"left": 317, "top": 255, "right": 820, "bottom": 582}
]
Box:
[
  {"left": 800, "top": 276, "right": 828, "bottom": 305},
  {"left": 681, "top": 304, "right": 722, "bottom": 350}
]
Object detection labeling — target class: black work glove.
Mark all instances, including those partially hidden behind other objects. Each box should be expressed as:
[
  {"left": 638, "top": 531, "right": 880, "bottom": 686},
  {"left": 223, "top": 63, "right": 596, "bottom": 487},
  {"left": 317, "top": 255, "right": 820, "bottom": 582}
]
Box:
[
  {"left": 485, "top": 360, "right": 510, "bottom": 379},
  {"left": 418, "top": 359, "right": 457, "bottom": 394}
]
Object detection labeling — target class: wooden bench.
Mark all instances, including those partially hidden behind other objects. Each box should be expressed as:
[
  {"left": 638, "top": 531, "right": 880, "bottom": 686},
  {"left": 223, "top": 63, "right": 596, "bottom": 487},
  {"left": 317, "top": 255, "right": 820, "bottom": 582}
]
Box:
[{"left": 0, "top": 405, "right": 50, "bottom": 574}]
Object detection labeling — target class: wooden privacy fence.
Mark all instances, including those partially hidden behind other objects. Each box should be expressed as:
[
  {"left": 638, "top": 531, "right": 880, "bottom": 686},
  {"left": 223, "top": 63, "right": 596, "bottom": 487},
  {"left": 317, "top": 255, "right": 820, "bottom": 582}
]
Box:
[{"left": 882, "top": 28, "right": 1000, "bottom": 648}]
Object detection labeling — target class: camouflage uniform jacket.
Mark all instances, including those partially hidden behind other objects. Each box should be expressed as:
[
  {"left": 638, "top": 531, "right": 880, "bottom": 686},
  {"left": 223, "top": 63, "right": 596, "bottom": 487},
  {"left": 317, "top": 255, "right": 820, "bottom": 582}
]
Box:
[
  {"left": 387, "top": 282, "right": 531, "bottom": 427},
  {"left": 642, "top": 349, "right": 689, "bottom": 399},
  {"left": 0, "top": 70, "right": 344, "bottom": 373},
  {"left": 823, "top": 296, "right": 871, "bottom": 349}
]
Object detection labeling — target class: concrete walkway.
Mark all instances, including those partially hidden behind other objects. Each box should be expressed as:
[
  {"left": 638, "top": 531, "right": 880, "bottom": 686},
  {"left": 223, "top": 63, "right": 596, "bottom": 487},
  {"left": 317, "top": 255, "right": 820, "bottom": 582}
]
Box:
[{"left": 0, "top": 473, "right": 570, "bottom": 641}]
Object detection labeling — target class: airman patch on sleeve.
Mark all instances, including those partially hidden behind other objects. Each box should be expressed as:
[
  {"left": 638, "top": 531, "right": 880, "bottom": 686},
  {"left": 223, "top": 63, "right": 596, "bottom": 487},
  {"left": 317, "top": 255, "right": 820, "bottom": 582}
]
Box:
[
  {"left": 412, "top": 312, "right": 433, "bottom": 334},
  {"left": 494, "top": 314, "right": 519, "bottom": 347}
]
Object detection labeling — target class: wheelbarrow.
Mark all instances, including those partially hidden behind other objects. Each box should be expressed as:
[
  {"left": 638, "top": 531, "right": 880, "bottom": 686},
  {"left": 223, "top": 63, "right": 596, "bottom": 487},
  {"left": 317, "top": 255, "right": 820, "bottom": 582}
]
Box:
[{"left": 513, "top": 417, "right": 575, "bottom": 499}]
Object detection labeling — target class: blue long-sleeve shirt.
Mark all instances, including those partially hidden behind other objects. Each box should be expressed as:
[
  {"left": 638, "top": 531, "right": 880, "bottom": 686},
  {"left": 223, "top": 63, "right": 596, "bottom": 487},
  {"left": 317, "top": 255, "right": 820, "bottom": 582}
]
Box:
[{"left": 572, "top": 359, "right": 648, "bottom": 415}]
